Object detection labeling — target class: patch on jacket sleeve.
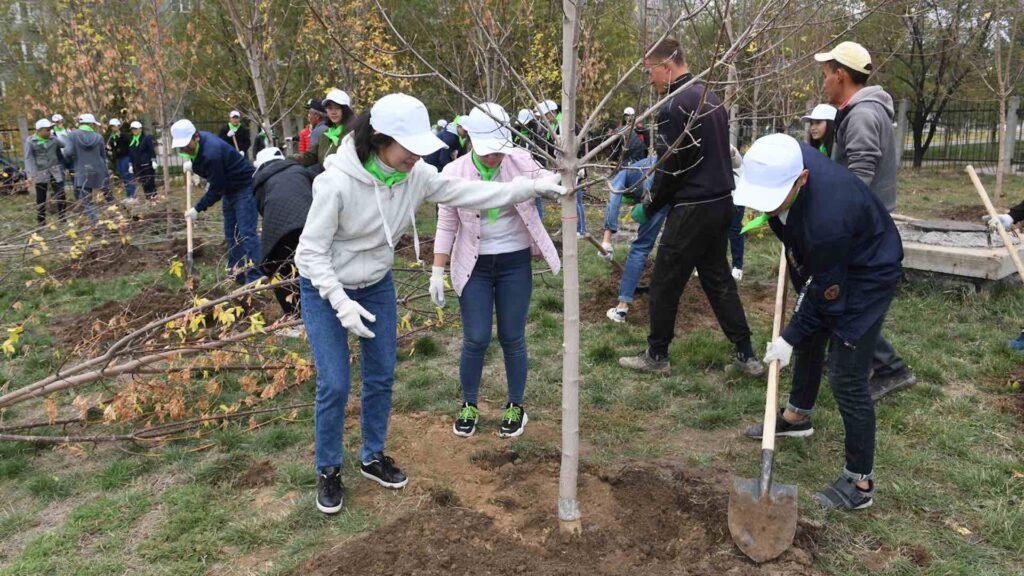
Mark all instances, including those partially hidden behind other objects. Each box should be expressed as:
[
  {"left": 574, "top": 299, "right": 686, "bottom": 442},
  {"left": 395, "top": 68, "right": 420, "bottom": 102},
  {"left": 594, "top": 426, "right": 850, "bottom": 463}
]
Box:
[{"left": 823, "top": 284, "right": 841, "bottom": 301}]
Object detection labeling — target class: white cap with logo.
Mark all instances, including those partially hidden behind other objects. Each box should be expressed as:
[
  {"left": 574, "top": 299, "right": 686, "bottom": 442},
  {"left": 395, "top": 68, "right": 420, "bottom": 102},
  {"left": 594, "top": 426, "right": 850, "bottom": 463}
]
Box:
[
  {"left": 78, "top": 113, "right": 97, "bottom": 125},
  {"left": 253, "top": 146, "right": 285, "bottom": 170},
  {"left": 624, "top": 106, "right": 636, "bottom": 115},
  {"left": 814, "top": 41, "right": 872, "bottom": 75},
  {"left": 170, "top": 119, "right": 198, "bottom": 148},
  {"left": 369, "top": 93, "right": 445, "bottom": 156},
  {"left": 35, "top": 118, "right": 53, "bottom": 130},
  {"left": 130, "top": 121, "right": 143, "bottom": 129},
  {"left": 109, "top": 118, "right": 122, "bottom": 127},
  {"left": 801, "top": 104, "right": 838, "bottom": 122},
  {"left": 463, "top": 102, "right": 514, "bottom": 156},
  {"left": 323, "top": 89, "right": 351, "bottom": 108},
  {"left": 732, "top": 134, "right": 805, "bottom": 213},
  {"left": 229, "top": 110, "right": 241, "bottom": 118}
]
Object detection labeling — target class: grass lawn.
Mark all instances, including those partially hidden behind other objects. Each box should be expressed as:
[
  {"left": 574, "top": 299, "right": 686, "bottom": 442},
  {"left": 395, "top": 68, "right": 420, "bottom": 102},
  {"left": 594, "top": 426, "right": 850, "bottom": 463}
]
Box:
[{"left": 0, "top": 168, "right": 1021, "bottom": 575}]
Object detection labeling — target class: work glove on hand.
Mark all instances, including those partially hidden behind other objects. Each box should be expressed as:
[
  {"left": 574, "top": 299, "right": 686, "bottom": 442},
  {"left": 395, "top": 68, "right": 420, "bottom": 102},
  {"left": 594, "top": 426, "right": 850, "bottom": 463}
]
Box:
[
  {"left": 184, "top": 207, "right": 198, "bottom": 221},
  {"left": 182, "top": 160, "right": 192, "bottom": 173},
  {"left": 326, "top": 289, "right": 376, "bottom": 339},
  {"left": 983, "top": 213, "right": 1014, "bottom": 229},
  {"left": 763, "top": 337, "right": 794, "bottom": 369},
  {"left": 532, "top": 174, "right": 568, "bottom": 199},
  {"left": 152, "top": 158, "right": 159, "bottom": 169},
  {"left": 227, "top": 130, "right": 236, "bottom": 138},
  {"left": 429, "top": 266, "right": 446, "bottom": 308},
  {"left": 630, "top": 203, "right": 649, "bottom": 225}
]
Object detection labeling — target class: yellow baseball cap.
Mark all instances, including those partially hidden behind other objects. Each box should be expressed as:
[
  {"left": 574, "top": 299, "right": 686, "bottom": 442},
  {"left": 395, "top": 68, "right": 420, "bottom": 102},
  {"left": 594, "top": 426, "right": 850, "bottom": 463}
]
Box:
[{"left": 814, "top": 41, "right": 872, "bottom": 75}]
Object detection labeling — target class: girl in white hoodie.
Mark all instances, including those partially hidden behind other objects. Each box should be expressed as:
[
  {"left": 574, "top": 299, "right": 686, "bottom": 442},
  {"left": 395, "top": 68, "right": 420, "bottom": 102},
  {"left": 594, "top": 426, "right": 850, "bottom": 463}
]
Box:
[{"left": 295, "top": 93, "right": 565, "bottom": 514}]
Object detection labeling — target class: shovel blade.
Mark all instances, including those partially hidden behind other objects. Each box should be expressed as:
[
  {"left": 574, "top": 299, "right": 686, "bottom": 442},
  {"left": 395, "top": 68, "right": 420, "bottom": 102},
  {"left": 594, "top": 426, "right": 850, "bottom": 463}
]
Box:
[{"left": 728, "top": 475, "right": 798, "bottom": 563}]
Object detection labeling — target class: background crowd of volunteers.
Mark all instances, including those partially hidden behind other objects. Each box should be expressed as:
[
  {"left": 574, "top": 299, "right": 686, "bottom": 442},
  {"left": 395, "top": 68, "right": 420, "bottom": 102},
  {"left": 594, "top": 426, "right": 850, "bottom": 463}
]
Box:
[{"left": 19, "top": 35, "right": 1024, "bottom": 517}]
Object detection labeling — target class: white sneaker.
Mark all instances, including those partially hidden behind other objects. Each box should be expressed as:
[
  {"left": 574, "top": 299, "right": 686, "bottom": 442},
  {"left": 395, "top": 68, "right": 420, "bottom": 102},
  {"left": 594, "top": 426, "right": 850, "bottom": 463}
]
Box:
[
  {"left": 731, "top": 267, "right": 743, "bottom": 282},
  {"left": 606, "top": 307, "right": 627, "bottom": 323},
  {"left": 275, "top": 327, "right": 304, "bottom": 338},
  {"left": 576, "top": 232, "right": 586, "bottom": 239},
  {"left": 600, "top": 242, "right": 614, "bottom": 261}
]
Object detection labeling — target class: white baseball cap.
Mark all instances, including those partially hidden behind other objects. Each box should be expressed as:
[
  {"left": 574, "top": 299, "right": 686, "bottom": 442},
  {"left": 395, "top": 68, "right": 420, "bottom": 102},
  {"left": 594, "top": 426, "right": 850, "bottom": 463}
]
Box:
[
  {"left": 464, "top": 103, "right": 514, "bottom": 156},
  {"left": 51, "top": 113, "right": 63, "bottom": 122},
  {"left": 170, "top": 119, "right": 197, "bottom": 148},
  {"left": 130, "top": 121, "right": 143, "bottom": 129},
  {"left": 732, "top": 134, "right": 805, "bottom": 213},
  {"left": 109, "top": 118, "right": 122, "bottom": 127},
  {"left": 516, "top": 109, "right": 534, "bottom": 125},
  {"left": 323, "top": 89, "right": 351, "bottom": 108},
  {"left": 253, "top": 146, "right": 285, "bottom": 170},
  {"left": 536, "top": 99, "right": 559, "bottom": 116},
  {"left": 78, "top": 113, "right": 97, "bottom": 125},
  {"left": 35, "top": 118, "right": 53, "bottom": 130},
  {"left": 369, "top": 93, "right": 445, "bottom": 156},
  {"left": 814, "top": 41, "right": 872, "bottom": 75},
  {"left": 436, "top": 119, "right": 448, "bottom": 129},
  {"left": 229, "top": 110, "right": 241, "bottom": 118},
  {"left": 801, "top": 104, "right": 838, "bottom": 122},
  {"left": 624, "top": 106, "right": 636, "bottom": 115}
]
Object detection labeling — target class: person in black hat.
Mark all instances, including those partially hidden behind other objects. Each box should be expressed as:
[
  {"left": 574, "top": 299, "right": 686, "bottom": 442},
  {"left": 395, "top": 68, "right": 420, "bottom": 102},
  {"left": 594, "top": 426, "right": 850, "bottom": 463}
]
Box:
[{"left": 306, "top": 99, "right": 328, "bottom": 151}]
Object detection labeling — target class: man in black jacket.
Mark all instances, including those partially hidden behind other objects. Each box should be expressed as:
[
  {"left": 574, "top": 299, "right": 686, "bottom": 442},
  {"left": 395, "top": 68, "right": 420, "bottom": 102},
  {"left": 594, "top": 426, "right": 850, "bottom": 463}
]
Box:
[
  {"left": 619, "top": 37, "right": 762, "bottom": 377},
  {"left": 219, "top": 110, "right": 252, "bottom": 159}
]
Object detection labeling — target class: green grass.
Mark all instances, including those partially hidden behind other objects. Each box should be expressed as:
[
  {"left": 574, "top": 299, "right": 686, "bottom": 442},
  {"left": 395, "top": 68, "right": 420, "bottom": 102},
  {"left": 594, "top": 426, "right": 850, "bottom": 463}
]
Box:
[{"left": 0, "top": 173, "right": 1023, "bottom": 575}]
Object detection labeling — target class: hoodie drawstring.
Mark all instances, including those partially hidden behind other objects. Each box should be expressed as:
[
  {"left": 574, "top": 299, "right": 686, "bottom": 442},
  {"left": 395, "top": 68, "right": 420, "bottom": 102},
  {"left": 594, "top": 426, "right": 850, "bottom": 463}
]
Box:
[{"left": 371, "top": 180, "right": 422, "bottom": 265}]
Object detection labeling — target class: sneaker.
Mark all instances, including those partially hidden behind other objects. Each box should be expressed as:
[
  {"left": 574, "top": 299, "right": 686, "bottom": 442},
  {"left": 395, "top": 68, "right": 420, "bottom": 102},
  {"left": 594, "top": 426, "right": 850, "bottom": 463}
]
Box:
[
  {"left": 274, "top": 326, "right": 304, "bottom": 339},
  {"left": 812, "top": 475, "right": 874, "bottom": 511},
  {"left": 731, "top": 267, "right": 743, "bottom": 282},
  {"left": 743, "top": 409, "right": 814, "bottom": 439},
  {"left": 577, "top": 232, "right": 586, "bottom": 239},
  {"left": 600, "top": 242, "right": 614, "bottom": 261},
  {"left": 729, "top": 352, "right": 766, "bottom": 377},
  {"left": 618, "top": 350, "right": 671, "bottom": 375},
  {"left": 360, "top": 453, "right": 408, "bottom": 489},
  {"left": 499, "top": 403, "right": 528, "bottom": 438},
  {"left": 316, "top": 466, "right": 344, "bottom": 514},
  {"left": 868, "top": 366, "right": 917, "bottom": 402},
  {"left": 606, "top": 306, "right": 627, "bottom": 323},
  {"left": 453, "top": 402, "right": 479, "bottom": 438}
]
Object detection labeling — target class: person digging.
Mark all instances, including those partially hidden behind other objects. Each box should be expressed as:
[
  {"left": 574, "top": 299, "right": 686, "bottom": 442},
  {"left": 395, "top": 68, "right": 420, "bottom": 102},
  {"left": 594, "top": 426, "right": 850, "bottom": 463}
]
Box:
[
  {"left": 983, "top": 203, "right": 1024, "bottom": 351},
  {"left": 734, "top": 134, "right": 903, "bottom": 511}
]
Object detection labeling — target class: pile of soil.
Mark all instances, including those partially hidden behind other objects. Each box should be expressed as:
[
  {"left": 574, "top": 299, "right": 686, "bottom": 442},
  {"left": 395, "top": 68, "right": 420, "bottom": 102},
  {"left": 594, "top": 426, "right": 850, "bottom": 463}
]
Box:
[
  {"left": 297, "top": 418, "right": 820, "bottom": 576},
  {"left": 49, "top": 286, "right": 190, "bottom": 352},
  {"left": 580, "top": 267, "right": 776, "bottom": 332},
  {"left": 52, "top": 239, "right": 207, "bottom": 281},
  {"left": 935, "top": 204, "right": 985, "bottom": 222}
]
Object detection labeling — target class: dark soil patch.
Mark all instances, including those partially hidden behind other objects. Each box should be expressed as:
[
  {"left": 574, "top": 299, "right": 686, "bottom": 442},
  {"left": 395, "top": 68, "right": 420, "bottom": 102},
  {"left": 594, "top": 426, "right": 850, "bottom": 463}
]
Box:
[
  {"left": 52, "top": 239, "right": 207, "bottom": 281},
  {"left": 935, "top": 204, "right": 985, "bottom": 222},
  {"left": 233, "top": 459, "right": 276, "bottom": 489},
  {"left": 581, "top": 267, "right": 775, "bottom": 333},
  {"left": 298, "top": 461, "right": 820, "bottom": 576},
  {"left": 49, "top": 285, "right": 190, "bottom": 352}
]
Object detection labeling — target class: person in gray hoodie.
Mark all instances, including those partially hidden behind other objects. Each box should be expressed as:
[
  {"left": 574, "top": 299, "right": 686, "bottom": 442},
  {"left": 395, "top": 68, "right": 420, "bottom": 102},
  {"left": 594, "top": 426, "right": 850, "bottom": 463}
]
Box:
[
  {"left": 24, "top": 118, "right": 67, "bottom": 224},
  {"left": 816, "top": 41, "right": 914, "bottom": 401},
  {"left": 63, "top": 114, "right": 109, "bottom": 224}
]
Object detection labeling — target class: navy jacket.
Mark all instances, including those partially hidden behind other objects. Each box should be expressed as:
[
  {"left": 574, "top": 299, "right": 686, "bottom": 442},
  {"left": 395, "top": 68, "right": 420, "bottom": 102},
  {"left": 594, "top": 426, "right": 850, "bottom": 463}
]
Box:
[
  {"left": 192, "top": 131, "right": 256, "bottom": 212},
  {"left": 769, "top": 142, "right": 903, "bottom": 346},
  {"left": 423, "top": 130, "right": 460, "bottom": 172},
  {"left": 128, "top": 133, "right": 156, "bottom": 168}
]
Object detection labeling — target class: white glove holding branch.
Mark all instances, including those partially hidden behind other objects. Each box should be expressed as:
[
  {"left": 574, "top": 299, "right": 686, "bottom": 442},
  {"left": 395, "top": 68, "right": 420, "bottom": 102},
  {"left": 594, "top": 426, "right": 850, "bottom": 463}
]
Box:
[
  {"left": 983, "top": 213, "right": 1014, "bottom": 229},
  {"left": 429, "top": 266, "right": 446, "bottom": 308},
  {"left": 532, "top": 174, "right": 568, "bottom": 199},
  {"left": 763, "top": 337, "right": 794, "bottom": 368},
  {"left": 329, "top": 290, "right": 376, "bottom": 339},
  {"left": 184, "top": 207, "right": 198, "bottom": 221}
]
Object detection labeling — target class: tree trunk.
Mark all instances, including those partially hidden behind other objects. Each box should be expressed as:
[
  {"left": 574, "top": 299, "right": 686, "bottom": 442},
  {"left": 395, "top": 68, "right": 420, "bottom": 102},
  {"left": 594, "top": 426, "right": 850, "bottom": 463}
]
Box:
[
  {"left": 996, "top": 95, "right": 1007, "bottom": 199},
  {"left": 557, "top": 0, "right": 583, "bottom": 535}
]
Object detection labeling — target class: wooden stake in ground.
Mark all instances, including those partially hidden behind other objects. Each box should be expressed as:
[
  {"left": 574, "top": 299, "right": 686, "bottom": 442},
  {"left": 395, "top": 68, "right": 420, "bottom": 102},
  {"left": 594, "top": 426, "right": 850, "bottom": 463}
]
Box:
[{"left": 965, "top": 165, "right": 1024, "bottom": 282}]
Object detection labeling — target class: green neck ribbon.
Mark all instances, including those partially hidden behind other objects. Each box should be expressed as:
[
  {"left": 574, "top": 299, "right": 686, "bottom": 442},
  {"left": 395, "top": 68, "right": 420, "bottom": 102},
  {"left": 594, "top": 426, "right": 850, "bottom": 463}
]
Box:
[
  {"left": 458, "top": 135, "right": 466, "bottom": 149},
  {"left": 472, "top": 152, "right": 502, "bottom": 223},
  {"left": 33, "top": 134, "right": 48, "bottom": 145},
  {"left": 78, "top": 124, "right": 94, "bottom": 132},
  {"left": 54, "top": 127, "right": 66, "bottom": 134},
  {"left": 818, "top": 143, "right": 828, "bottom": 155},
  {"left": 228, "top": 122, "right": 241, "bottom": 132},
  {"left": 130, "top": 134, "right": 141, "bottom": 147},
  {"left": 363, "top": 155, "right": 408, "bottom": 187},
  {"left": 741, "top": 191, "right": 800, "bottom": 234},
  {"left": 178, "top": 140, "right": 200, "bottom": 161},
  {"left": 323, "top": 124, "right": 343, "bottom": 146}
]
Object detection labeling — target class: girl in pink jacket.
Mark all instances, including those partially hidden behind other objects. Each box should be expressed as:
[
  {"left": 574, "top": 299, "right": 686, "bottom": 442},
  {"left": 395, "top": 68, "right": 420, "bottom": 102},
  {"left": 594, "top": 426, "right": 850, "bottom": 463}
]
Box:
[{"left": 431, "top": 103, "right": 561, "bottom": 438}]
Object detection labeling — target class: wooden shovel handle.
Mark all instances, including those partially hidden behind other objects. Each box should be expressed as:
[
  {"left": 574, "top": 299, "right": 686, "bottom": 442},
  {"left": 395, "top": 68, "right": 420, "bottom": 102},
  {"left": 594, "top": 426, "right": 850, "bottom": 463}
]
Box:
[
  {"left": 965, "top": 165, "right": 1024, "bottom": 283},
  {"left": 761, "top": 248, "right": 789, "bottom": 453},
  {"left": 185, "top": 170, "right": 194, "bottom": 255}
]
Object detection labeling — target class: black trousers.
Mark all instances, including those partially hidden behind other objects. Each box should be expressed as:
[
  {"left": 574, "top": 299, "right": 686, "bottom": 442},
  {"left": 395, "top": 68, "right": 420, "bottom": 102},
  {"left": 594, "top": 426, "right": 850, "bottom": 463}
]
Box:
[
  {"left": 135, "top": 164, "right": 157, "bottom": 198},
  {"left": 647, "top": 196, "right": 752, "bottom": 357},
  {"left": 262, "top": 230, "right": 302, "bottom": 315},
  {"left": 35, "top": 180, "right": 67, "bottom": 224}
]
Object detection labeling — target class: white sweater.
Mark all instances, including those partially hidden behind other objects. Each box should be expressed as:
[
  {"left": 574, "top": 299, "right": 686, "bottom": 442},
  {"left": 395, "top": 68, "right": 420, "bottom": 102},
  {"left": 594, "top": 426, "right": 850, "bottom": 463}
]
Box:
[{"left": 296, "top": 137, "right": 538, "bottom": 308}]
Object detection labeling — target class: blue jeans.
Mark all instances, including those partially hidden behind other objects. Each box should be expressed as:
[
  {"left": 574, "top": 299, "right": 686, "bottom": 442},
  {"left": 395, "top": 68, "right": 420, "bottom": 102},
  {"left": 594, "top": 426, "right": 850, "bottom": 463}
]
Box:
[
  {"left": 458, "top": 248, "right": 532, "bottom": 405},
  {"left": 618, "top": 206, "right": 669, "bottom": 303},
  {"left": 301, "top": 274, "right": 398, "bottom": 472},
  {"left": 222, "top": 188, "right": 263, "bottom": 284},
  {"left": 576, "top": 189, "right": 586, "bottom": 235},
  {"left": 116, "top": 156, "right": 136, "bottom": 198},
  {"left": 729, "top": 206, "right": 745, "bottom": 270},
  {"left": 74, "top": 186, "right": 98, "bottom": 224}
]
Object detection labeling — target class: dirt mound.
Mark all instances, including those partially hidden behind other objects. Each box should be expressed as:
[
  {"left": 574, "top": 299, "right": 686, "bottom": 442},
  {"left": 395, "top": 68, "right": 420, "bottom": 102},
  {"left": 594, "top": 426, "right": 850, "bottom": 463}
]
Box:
[
  {"left": 49, "top": 285, "right": 190, "bottom": 352},
  {"left": 52, "top": 240, "right": 206, "bottom": 281},
  {"left": 935, "top": 204, "right": 985, "bottom": 222},
  {"left": 234, "top": 459, "right": 276, "bottom": 489},
  {"left": 297, "top": 418, "right": 820, "bottom": 576},
  {"left": 581, "top": 267, "right": 775, "bottom": 332}
]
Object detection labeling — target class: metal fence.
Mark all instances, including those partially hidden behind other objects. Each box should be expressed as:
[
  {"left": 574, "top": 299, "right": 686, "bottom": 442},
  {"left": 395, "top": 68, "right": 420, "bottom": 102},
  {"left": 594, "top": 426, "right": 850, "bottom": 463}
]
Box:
[{"left": 897, "top": 99, "right": 1024, "bottom": 172}]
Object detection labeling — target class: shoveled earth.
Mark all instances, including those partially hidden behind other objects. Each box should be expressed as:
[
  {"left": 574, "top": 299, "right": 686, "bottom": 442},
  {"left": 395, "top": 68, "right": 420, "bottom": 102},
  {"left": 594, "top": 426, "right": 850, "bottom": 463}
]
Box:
[
  {"left": 52, "top": 238, "right": 208, "bottom": 280},
  {"left": 297, "top": 417, "right": 820, "bottom": 576}
]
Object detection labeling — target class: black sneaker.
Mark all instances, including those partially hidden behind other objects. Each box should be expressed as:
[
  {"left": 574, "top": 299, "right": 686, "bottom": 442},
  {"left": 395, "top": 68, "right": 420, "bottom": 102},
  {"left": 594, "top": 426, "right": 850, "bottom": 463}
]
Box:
[
  {"left": 453, "top": 402, "right": 479, "bottom": 438},
  {"left": 498, "top": 403, "right": 528, "bottom": 438},
  {"left": 868, "top": 367, "right": 917, "bottom": 402},
  {"left": 618, "top": 349, "right": 671, "bottom": 375},
  {"left": 812, "top": 475, "right": 874, "bottom": 511},
  {"left": 729, "top": 352, "right": 766, "bottom": 377},
  {"left": 743, "top": 409, "right": 814, "bottom": 439},
  {"left": 316, "top": 466, "right": 344, "bottom": 514},
  {"left": 360, "top": 452, "right": 408, "bottom": 489}
]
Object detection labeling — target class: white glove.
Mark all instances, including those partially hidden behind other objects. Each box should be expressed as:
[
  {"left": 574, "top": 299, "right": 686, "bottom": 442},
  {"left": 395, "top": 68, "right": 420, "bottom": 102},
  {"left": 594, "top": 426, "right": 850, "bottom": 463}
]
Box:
[
  {"left": 184, "top": 207, "right": 198, "bottom": 221},
  {"left": 335, "top": 299, "right": 376, "bottom": 339},
  {"left": 152, "top": 159, "right": 159, "bottom": 169},
  {"left": 763, "top": 337, "right": 794, "bottom": 369},
  {"left": 227, "top": 130, "right": 236, "bottom": 138},
  {"left": 128, "top": 164, "right": 134, "bottom": 174},
  {"left": 983, "top": 213, "right": 1014, "bottom": 229},
  {"left": 533, "top": 174, "right": 568, "bottom": 199},
  {"left": 429, "top": 266, "right": 446, "bottom": 308},
  {"left": 182, "top": 160, "right": 192, "bottom": 173}
]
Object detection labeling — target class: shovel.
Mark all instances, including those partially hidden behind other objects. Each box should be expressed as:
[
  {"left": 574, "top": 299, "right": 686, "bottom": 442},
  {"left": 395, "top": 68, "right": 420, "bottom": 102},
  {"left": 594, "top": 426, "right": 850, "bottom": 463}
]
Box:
[
  {"left": 728, "top": 248, "right": 798, "bottom": 563},
  {"left": 965, "top": 165, "right": 1024, "bottom": 282},
  {"left": 184, "top": 168, "right": 200, "bottom": 289}
]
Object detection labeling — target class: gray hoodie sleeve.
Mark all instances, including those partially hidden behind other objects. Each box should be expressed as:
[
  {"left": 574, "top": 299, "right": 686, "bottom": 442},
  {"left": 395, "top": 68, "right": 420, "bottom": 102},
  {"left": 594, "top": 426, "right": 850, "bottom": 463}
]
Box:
[
  {"left": 24, "top": 139, "right": 37, "bottom": 176},
  {"left": 839, "top": 106, "right": 884, "bottom": 187}
]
